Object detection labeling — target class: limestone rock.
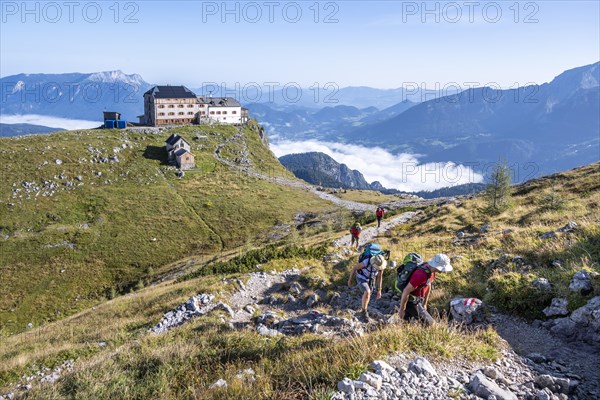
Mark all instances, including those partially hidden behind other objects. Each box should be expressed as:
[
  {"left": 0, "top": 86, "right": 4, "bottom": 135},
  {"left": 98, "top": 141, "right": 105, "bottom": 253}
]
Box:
[
  {"left": 469, "top": 371, "right": 517, "bottom": 400},
  {"left": 533, "top": 278, "right": 553, "bottom": 292},
  {"left": 543, "top": 298, "right": 569, "bottom": 317},
  {"left": 569, "top": 270, "right": 594, "bottom": 295},
  {"left": 408, "top": 357, "right": 437, "bottom": 377}
]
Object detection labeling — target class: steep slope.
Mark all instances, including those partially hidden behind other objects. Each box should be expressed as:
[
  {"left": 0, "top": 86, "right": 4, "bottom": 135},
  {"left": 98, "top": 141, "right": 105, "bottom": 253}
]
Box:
[
  {"left": 0, "top": 162, "right": 598, "bottom": 399},
  {"left": 279, "top": 151, "right": 373, "bottom": 189},
  {"left": 0, "top": 164, "right": 600, "bottom": 399},
  {"left": 0, "top": 122, "right": 332, "bottom": 334}
]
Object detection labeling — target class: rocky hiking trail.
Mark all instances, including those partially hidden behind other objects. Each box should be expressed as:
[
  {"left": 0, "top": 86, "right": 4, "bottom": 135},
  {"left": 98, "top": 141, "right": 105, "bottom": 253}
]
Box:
[{"left": 145, "top": 215, "right": 600, "bottom": 399}]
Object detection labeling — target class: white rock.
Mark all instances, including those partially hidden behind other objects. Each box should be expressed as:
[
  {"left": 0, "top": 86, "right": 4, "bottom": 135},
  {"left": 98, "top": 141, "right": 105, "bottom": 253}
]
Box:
[
  {"left": 408, "top": 357, "right": 437, "bottom": 377},
  {"left": 209, "top": 378, "right": 227, "bottom": 389},
  {"left": 337, "top": 377, "right": 355, "bottom": 394},
  {"left": 359, "top": 371, "right": 383, "bottom": 390}
]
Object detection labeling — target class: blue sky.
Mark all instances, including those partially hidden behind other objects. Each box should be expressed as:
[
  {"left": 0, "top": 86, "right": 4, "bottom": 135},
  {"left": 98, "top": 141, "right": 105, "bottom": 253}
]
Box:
[{"left": 1, "top": 1, "right": 599, "bottom": 88}]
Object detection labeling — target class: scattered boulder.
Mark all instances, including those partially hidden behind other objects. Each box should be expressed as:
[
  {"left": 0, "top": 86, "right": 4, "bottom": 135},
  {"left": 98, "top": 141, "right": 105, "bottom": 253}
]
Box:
[
  {"left": 468, "top": 371, "right": 517, "bottom": 400},
  {"left": 533, "top": 278, "right": 553, "bottom": 292},
  {"left": 256, "top": 324, "right": 280, "bottom": 337},
  {"left": 358, "top": 371, "right": 382, "bottom": 390},
  {"left": 149, "top": 293, "right": 215, "bottom": 334},
  {"left": 539, "top": 231, "right": 557, "bottom": 240},
  {"left": 306, "top": 293, "right": 319, "bottom": 307},
  {"left": 480, "top": 224, "right": 492, "bottom": 233},
  {"left": 543, "top": 296, "right": 600, "bottom": 345},
  {"left": 408, "top": 357, "right": 437, "bottom": 377},
  {"left": 527, "top": 353, "right": 548, "bottom": 364},
  {"left": 543, "top": 298, "right": 569, "bottom": 317},
  {"left": 337, "top": 377, "right": 355, "bottom": 394},
  {"left": 209, "top": 379, "right": 227, "bottom": 389},
  {"left": 450, "top": 297, "right": 485, "bottom": 324},
  {"left": 289, "top": 282, "right": 302, "bottom": 295},
  {"left": 557, "top": 221, "right": 577, "bottom": 233},
  {"left": 215, "top": 303, "right": 235, "bottom": 318},
  {"left": 55, "top": 159, "right": 63, "bottom": 165},
  {"left": 256, "top": 311, "right": 279, "bottom": 326},
  {"left": 569, "top": 270, "right": 595, "bottom": 295}
]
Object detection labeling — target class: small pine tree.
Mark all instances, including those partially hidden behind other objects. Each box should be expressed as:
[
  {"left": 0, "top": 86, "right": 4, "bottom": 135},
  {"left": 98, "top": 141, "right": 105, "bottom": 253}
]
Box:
[
  {"left": 485, "top": 160, "right": 512, "bottom": 213},
  {"left": 539, "top": 183, "right": 566, "bottom": 211}
]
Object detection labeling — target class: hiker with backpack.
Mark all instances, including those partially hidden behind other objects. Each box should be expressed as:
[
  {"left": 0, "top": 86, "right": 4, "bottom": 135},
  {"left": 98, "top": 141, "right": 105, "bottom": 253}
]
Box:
[
  {"left": 395, "top": 253, "right": 453, "bottom": 325},
  {"left": 376, "top": 207, "right": 385, "bottom": 228},
  {"left": 347, "top": 243, "right": 392, "bottom": 321},
  {"left": 350, "top": 223, "right": 362, "bottom": 249}
]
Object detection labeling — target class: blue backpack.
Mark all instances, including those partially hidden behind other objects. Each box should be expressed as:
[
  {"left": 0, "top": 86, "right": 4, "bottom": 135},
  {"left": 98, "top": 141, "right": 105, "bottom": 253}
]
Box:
[{"left": 358, "top": 243, "right": 384, "bottom": 264}]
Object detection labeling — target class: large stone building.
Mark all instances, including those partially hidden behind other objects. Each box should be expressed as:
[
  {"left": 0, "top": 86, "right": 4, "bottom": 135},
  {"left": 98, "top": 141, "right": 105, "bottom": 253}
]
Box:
[
  {"left": 140, "top": 85, "right": 248, "bottom": 126},
  {"left": 141, "top": 86, "right": 200, "bottom": 126}
]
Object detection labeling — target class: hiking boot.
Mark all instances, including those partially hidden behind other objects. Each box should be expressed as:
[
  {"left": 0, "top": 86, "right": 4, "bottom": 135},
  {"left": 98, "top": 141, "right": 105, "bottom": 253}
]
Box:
[{"left": 360, "top": 309, "right": 371, "bottom": 322}]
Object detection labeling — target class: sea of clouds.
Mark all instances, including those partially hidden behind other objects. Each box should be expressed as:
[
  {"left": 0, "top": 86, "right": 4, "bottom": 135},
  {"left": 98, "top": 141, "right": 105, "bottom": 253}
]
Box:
[
  {"left": 270, "top": 140, "right": 483, "bottom": 193},
  {"left": 0, "top": 114, "right": 100, "bottom": 130}
]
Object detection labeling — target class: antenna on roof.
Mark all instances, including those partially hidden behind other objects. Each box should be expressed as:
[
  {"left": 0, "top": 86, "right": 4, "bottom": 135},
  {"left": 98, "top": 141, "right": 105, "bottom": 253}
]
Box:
[{"left": 208, "top": 90, "right": 213, "bottom": 99}]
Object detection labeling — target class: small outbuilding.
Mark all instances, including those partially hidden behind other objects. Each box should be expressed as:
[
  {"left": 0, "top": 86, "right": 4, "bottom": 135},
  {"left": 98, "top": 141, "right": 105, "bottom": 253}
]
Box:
[{"left": 175, "top": 148, "right": 195, "bottom": 170}]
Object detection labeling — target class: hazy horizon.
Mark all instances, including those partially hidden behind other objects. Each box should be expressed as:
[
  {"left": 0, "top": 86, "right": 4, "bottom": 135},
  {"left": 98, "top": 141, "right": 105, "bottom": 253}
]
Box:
[{"left": 2, "top": 1, "right": 598, "bottom": 89}]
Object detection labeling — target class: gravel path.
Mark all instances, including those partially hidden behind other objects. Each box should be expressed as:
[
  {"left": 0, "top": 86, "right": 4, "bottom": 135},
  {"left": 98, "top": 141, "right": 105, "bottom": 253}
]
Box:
[
  {"left": 489, "top": 313, "right": 600, "bottom": 398},
  {"left": 332, "top": 211, "right": 417, "bottom": 248}
]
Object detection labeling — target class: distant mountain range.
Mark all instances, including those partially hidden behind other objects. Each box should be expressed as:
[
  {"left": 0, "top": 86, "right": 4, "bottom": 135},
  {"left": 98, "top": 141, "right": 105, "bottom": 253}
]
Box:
[
  {"left": 1, "top": 63, "right": 598, "bottom": 179},
  {"left": 0, "top": 70, "right": 152, "bottom": 121},
  {"left": 279, "top": 152, "right": 375, "bottom": 190},
  {"left": 348, "top": 62, "right": 600, "bottom": 176},
  {"left": 245, "top": 101, "right": 417, "bottom": 141},
  {"left": 279, "top": 151, "right": 486, "bottom": 198},
  {"left": 0, "top": 123, "right": 63, "bottom": 137}
]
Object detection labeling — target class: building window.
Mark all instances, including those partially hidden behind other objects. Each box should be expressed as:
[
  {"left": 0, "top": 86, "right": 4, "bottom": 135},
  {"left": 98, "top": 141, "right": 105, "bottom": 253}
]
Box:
[
  {"left": 187, "top": 112, "right": 193, "bottom": 115},
  {"left": 168, "top": 105, "right": 174, "bottom": 108},
  {"left": 188, "top": 104, "right": 193, "bottom": 108},
  {"left": 210, "top": 111, "right": 215, "bottom": 115},
  {"left": 223, "top": 111, "right": 227, "bottom": 114},
  {"left": 158, "top": 105, "right": 165, "bottom": 108},
  {"left": 159, "top": 112, "right": 165, "bottom": 116},
  {"left": 232, "top": 111, "right": 237, "bottom": 114},
  {"left": 178, "top": 105, "right": 184, "bottom": 108},
  {"left": 178, "top": 112, "right": 184, "bottom": 115},
  {"left": 168, "top": 112, "right": 175, "bottom": 116},
  {"left": 216, "top": 111, "right": 221, "bottom": 115}
]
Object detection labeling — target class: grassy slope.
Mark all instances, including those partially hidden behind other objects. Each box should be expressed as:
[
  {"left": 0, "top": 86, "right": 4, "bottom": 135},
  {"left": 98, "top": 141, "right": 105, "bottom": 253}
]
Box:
[
  {"left": 0, "top": 161, "right": 598, "bottom": 399},
  {"left": 331, "top": 189, "right": 401, "bottom": 205},
  {"left": 382, "top": 162, "right": 600, "bottom": 317},
  {"left": 0, "top": 122, "right": 330, "bottom": 334}
]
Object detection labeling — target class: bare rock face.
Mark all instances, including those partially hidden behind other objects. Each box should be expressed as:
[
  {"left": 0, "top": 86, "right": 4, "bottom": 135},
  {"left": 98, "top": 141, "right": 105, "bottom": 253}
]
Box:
[
  {"left": 543, "top": 298, "right": 569, "bottom": 317},
  {"left": 543, "top": 296, "right": 600, "bottom": 345}
]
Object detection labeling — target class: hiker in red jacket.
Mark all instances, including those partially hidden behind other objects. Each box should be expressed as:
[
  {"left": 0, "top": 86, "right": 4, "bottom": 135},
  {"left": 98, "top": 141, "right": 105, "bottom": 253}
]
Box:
[
  {"left": 397, "top": 254, "right": 453, "bottom": 325},
  {"left": 376, "top": 207, "right": 385, "bottom": 228},
  {"left": 350, "top": 223, "right": 362, "bottom": 249}
]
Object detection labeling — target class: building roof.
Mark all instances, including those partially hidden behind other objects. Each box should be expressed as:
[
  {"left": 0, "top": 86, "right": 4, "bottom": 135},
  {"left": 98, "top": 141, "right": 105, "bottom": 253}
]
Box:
[
  {"left": 165, "top": 133, "right": 180, "bottom": 145},
  {"left": 175, "top": 148, "right": 193, "bottom": 157},
  {"left": 145, "top": 86, "right": 197, "bottom": 99},
  {"left": 198, "top": 96, "right": 241, "bottom": 107}
]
